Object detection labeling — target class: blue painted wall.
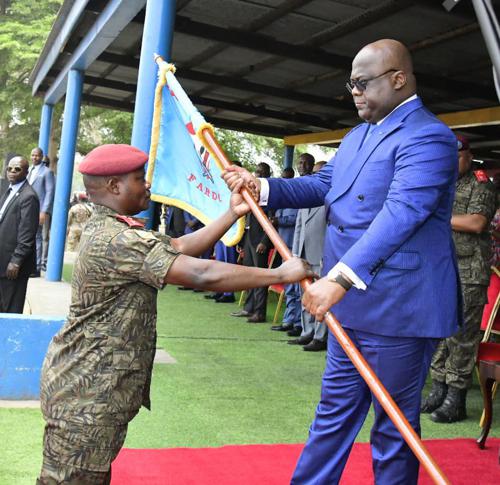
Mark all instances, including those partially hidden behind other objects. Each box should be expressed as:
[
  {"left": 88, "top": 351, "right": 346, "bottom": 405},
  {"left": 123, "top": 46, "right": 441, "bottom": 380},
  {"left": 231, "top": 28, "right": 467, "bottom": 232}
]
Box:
[{"left": 0, "top": 314, "right": 64, "bottom": 399}]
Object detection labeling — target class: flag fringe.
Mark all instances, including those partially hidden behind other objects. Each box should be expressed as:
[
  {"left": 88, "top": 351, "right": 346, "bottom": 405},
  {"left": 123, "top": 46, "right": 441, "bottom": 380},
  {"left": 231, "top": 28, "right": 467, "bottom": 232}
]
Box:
[{"left": 147, "top": 56, "right": 245, "bottom": 247}]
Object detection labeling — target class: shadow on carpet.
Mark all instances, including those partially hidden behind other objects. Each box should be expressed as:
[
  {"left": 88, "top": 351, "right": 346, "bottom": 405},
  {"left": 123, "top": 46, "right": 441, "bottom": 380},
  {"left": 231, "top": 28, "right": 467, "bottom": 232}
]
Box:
[{"left": 112, "top": 438, "right": 499, "bottom": 484}]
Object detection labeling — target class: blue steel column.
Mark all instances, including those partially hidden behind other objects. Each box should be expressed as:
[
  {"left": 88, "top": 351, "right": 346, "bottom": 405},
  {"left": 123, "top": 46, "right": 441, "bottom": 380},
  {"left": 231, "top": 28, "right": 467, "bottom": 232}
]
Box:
[
  {"left": 46, "top": 69, "right": 83, "bottom": 281},
  {"left": 38, "top": 103, "right": 54, "bottom": 155},
  {"left": 131, "top": 0, "right": 176, "bottom": 227},
  {"left": 284, "top": 145, "right": 295, "bottom": 169}
]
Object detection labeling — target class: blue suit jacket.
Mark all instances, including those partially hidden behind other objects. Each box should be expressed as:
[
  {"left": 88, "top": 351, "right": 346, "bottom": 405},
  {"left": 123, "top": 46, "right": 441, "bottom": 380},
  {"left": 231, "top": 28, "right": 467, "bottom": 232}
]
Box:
[
  {"left": 29, "top": 164, "right": 55, "bottom": 214},
  {"left": 268, "top": 97, "right": 461, "bottom": 338},
  {"left": 275, "top": 208, "right": 298, "bottom": 249}
]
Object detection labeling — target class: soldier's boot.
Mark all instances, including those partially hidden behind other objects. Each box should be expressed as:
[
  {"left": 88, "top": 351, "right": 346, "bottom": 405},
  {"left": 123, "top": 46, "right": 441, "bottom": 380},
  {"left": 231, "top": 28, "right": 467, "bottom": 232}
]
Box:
[
  {"left": 430, "top": 386, "right": 467, "bottom": 423},
  {"left": 421, "top": 380, "right": 448, "bottom": 413}
]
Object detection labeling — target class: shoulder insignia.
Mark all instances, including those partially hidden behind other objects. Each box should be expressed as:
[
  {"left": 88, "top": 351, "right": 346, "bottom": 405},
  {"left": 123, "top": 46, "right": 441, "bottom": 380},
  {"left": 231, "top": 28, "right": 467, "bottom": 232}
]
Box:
[
  {"left": 115, "top": 214, "right": 145, "bottom": 228},
  {"left": 473, "top": 170, "right": 489, "bottom": 183}
]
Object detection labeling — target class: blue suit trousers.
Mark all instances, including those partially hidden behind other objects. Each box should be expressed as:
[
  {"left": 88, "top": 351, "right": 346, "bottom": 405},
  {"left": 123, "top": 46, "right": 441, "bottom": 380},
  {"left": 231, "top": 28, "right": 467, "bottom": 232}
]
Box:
[{"left": 291, "top": 329, "right": 438, "bottom": 485}]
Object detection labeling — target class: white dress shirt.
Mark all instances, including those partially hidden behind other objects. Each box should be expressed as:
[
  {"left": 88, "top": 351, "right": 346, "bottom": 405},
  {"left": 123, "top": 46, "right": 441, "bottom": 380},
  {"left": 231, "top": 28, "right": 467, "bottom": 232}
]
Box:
[
  {"left": 0, "top": 180, "right": 26, "bottom": 220},
  {"left": 27, "top": 163, "right": 42, "bottom": 184}
]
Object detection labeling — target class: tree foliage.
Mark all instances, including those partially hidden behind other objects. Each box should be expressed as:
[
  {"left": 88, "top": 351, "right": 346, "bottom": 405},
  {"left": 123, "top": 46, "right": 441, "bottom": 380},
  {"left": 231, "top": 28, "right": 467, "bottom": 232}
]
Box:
[
  {"left": 216, "top": 128, "right": 285, "bottom": 172},
  {"left": 0, "top": 0, "right": 133, "bottom": 168},
  {"left": 0, "top": 0, "right": 63, "bottom": 164},
  {"left": 0, "top": 0, "right": 332, "bottom": 178}
]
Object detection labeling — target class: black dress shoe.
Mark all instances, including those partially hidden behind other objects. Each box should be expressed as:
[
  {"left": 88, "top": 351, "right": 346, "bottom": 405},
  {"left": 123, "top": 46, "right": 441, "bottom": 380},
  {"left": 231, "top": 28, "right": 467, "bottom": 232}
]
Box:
[
  {"left": 247, "top": 314, "right": 266, "bottom": 323},
  {"left": 230, "top": 310, "right": 251, "bottom": 317},
  {"left": 303, "top": 339, "right": 327, "bottom": 352},
  {"left": 287, "top": 327, "right": 302, "bottom": 337},
  {"left": 204, "top": 293, "right": 221, "bottom": 300},
  {"left": 271, "top": 324, "right": 293, "bottom": 332},
  {"left": 288, "top": 335, "right": 313, "bottom": 346},
  {"left": 178, "top": 286, "right": 193, "bottom": 290},
  {"left": 215, "top": 295, "right": 235, "bottom": 303}
]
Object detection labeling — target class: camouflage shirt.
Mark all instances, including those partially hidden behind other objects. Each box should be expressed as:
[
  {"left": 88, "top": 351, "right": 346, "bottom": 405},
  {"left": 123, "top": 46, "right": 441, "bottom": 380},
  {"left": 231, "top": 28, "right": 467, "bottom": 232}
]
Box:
[
  {"left": 67, "top": 202, "right": 93, "bottom": 228},
  {"left": 453, "top": 171, "right": 496, "bottom": 286},
  {"left": 41, "top": 205, "right": 179, "bottom": 426}
]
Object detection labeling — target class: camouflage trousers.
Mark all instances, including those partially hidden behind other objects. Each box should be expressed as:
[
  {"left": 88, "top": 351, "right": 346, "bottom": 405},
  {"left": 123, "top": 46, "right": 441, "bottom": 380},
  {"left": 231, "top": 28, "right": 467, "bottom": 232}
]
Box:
[
  {"left": 37, "top": 420, "right": 127, "bottom": 484},
  {"left": 430, "top": 285, "right": 487, "bottom": 390}
]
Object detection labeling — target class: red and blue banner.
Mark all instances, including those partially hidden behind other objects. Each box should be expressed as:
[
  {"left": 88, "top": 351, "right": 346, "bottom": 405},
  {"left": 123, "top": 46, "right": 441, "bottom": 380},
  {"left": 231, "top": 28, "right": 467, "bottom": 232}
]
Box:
[{"left": 147, "top": 59, "right": 244, "bottom": 246}]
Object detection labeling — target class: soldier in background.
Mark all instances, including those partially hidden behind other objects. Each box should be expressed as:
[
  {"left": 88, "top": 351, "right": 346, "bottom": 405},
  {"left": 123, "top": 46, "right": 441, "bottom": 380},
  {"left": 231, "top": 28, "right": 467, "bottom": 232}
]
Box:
[
  {"left": 66, "top": 193, "right": 92, "bottom": 251},
  {"left": 37, "top": 144, "right": 312, "bottom": 484},
  {"left": 422, "top": 134, "right": 497, "bottom": 422}
]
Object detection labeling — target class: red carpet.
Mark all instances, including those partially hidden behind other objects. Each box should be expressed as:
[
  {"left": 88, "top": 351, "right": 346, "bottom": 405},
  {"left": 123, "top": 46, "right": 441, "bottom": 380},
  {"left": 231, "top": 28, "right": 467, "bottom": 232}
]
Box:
[{"left": 112, "top": 438, "right": 499, "bottom": 484}]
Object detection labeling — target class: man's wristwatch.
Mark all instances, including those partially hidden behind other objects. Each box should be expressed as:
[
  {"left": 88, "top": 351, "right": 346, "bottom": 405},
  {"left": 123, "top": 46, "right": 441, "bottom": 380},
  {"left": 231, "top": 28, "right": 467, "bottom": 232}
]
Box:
[{"left": 329, "top": 272, "right": 353, "bottom": 291}]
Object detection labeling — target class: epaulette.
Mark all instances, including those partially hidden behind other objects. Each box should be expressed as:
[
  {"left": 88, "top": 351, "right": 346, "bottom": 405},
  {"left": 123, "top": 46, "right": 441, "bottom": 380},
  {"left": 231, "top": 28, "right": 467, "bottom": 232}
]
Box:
[
  {"left": 473, "top": 170, "right": 489, "bottom": 183},
  {"left": 115, "top": 214, "right": 145, "bottom": 228}
]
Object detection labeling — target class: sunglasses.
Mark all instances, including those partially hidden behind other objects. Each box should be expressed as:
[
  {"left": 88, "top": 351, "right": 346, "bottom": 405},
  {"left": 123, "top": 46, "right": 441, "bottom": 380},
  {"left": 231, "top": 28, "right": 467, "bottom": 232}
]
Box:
[
  {"left": 346, "top": 69, "right": 398, "bottom": 94},
  {"left": 6, "top": 166, "right": 22, "bottom": 173}
]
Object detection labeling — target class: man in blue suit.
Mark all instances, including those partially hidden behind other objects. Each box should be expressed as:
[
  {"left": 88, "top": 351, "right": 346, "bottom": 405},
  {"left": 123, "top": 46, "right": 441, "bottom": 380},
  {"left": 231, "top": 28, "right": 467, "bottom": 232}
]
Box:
[
  {"left": 224, "top": 39, "right": 460, "bottom": 484},
  {"left": 29, "top": 147, "right": 55, "bottom": 275}
]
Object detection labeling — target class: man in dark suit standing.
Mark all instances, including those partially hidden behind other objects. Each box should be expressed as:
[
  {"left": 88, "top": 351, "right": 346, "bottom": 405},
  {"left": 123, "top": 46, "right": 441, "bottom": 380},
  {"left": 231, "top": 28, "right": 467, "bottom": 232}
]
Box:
[
  {"left": 29, "top": 147, "right": 55, "bottom": 275},
  {"left": 0, "top": 156, "right": 39, "bottom": 313},
  {"left": 230, "top": 162, "right": 273, "bottom": 323},
  {"left": 225, "top": 39, "right": 460, "bottom": 484}
]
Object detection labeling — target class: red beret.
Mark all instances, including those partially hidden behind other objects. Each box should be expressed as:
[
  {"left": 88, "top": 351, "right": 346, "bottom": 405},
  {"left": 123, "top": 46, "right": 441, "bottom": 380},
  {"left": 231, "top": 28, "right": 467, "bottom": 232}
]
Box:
[
  {"left": 79, "top": 144, "right": 148, "bottom": 175},
  {"left": 456, "top": 134, "right": 470, "bottom": 151}
]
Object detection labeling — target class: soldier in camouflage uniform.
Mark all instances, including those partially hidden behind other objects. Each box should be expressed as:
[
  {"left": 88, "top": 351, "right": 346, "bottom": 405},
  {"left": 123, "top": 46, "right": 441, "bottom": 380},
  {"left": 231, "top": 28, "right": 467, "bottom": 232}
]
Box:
[
  {"left": 37, "top": 144, "right": 312, "bottom": 484},
  {"left": 421, "top": 134, "right": 497, "bottom": 423},
  {"left": 65, "top": 195, "right": 92, "bottom": 251}
]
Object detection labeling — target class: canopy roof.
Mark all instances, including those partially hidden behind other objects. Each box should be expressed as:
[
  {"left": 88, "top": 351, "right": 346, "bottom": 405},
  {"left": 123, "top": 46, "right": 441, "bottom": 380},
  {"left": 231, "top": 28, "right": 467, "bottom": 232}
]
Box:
[{"left": 30, "top": 0, "right": 500, "bottom": 165}]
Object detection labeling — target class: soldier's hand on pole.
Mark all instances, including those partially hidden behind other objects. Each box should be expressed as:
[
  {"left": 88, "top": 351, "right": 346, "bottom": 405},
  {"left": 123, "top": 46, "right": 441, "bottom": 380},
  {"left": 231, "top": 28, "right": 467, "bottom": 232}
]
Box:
[
  {"left": 278, "top": 257, "right": 315, "bottom": 284},
  {"left": 229, "top": 178, "right": 251, "bottom": 218},
  {"left": 222, "top": 166, "right": 261, "bottom": 201}
]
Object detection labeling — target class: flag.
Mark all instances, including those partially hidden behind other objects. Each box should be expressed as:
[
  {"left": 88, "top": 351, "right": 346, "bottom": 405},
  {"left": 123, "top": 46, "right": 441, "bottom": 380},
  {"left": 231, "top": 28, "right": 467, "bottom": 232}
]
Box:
[{"left": 147, "top": 59, "right": 245, "bottom": 246}]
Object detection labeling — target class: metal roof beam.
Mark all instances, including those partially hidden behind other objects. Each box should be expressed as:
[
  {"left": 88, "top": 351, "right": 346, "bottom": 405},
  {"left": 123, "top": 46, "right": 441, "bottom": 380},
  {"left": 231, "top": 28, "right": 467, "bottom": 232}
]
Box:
[
  {"left": 42, "top": 0, "right": 146, "bottom": 105},
  {"left": 30, "top": 0, "right": 92, "bottom": 95},
  {"left": 179, "top": 69, "right": 352, "bottom": 110},
  {"left": 191, "top": 95, "right": 336, "bottom": 129},
  {"left": 95, "top": 51, "right": 352, "bottom": 110},
  {"left": 81, "top": 71, "right": 340, "bottom": 128},
  {"left": 175, "top": 15, "right": 352, "bottom": 69},
  {"left": 81, "top": 93, "right": 134, "bottom": 111},
  {"left": 205, "top": 116, "right": 309, "bottom": 139},
  {"left": 173, "top": 16, "right": 494, "bottom": 101},
  {"left": 84, "top": 75, "right": 136, "bottom": 93},
  {"left": 284, "top": 105, "right": 500, "bottom": 146}
]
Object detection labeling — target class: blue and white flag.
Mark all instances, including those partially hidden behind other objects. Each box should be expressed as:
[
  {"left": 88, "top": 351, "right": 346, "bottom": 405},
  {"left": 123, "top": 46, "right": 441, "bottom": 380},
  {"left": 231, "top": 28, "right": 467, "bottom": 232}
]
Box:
[{"left": 147, "top": 59, "right": 244, "bottom": 246}]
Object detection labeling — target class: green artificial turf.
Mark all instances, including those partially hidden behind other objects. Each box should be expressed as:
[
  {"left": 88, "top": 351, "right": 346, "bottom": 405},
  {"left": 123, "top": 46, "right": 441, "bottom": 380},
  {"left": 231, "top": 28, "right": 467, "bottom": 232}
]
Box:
[
  {"left": 62, "top": 263, "right": 74, "bottom": 283},
  {"left": 0, "top": 284, "right": 498, "bottom": 484}
]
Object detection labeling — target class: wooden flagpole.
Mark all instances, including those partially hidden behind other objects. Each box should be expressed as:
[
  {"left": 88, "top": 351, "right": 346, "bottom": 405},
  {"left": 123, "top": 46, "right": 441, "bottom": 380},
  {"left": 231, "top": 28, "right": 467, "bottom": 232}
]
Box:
[{"left": 200, "top": 128, "right": 450, "bottom": 485}]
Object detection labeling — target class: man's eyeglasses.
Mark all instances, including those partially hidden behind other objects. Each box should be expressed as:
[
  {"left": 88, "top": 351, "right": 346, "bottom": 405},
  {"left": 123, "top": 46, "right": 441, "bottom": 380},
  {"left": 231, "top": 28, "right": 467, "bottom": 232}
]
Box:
[
  {"left": 346, "top": 69, "right": 398, "bottom": 94},
  {"left": 6, "top": 166, "right": 22, "bottom": 173}
]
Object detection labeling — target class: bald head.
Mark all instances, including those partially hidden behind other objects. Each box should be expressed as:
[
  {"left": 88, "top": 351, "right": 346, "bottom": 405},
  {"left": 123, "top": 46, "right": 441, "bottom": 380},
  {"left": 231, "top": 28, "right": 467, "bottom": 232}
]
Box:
[
  {"left": 6, "top": 156, "right": 29, "bottom": 184},
  {"left": 355, "top": 40, "right": 414, "bottom": 80},
  {"left": 349, "top": 39, "right": 416, "bottom": 123},
  {"left": 9, "top": 156, "right": 29, "bottom": 171}
]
